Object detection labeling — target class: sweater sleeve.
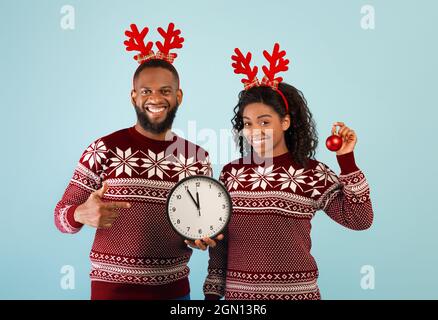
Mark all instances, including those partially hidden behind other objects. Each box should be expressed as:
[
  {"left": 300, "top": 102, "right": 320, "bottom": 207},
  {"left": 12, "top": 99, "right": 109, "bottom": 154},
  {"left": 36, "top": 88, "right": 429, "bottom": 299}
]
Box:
[
  {"left": 54, "top": 139, "right": 108, "bottom": 234},
  {"left": 203, "top": 169, "right": 228, "bottom": 300},
  {"left": 315, "top": 152, "right": 374, "bottom": 231}
]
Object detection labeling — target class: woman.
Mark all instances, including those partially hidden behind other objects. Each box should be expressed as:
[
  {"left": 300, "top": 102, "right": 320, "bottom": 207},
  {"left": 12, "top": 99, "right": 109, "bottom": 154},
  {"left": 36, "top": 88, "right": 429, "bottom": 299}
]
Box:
[{"left": 191, "top": 44, "right": 373, "bottom": 300}]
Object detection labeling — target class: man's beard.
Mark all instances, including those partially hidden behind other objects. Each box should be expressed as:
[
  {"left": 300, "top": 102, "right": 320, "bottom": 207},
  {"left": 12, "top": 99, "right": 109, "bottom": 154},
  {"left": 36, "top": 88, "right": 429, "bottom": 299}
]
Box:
[{"left": 134, "top": 102, "right": 179, "bottom": 134}]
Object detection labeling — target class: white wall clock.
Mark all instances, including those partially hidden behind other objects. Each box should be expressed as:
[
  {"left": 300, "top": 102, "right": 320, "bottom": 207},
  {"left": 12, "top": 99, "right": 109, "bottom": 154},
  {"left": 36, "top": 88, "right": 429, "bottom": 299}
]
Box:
[{"left": 167, "top": 175, "right": 231, "bottom": 240}]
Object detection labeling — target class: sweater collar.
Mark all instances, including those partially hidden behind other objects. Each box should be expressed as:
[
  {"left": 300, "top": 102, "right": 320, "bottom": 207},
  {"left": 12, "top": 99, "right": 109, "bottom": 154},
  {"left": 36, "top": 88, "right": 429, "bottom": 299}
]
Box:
[
  {"left": 250, "top": 151, "right": 293, "bottom": 166},
  {"left": 128, "top": 126, "right": 177, "bottom": 147}
]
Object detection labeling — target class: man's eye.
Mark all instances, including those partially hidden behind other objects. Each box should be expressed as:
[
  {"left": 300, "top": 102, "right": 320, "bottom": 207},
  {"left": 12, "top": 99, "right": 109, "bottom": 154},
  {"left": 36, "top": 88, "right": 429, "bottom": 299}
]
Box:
[
  {"left": 141, "top": 90, "right": 151, "bottom": 95},
  {"left": 162, "top": 90, "right": 171, "bottom": 95}
]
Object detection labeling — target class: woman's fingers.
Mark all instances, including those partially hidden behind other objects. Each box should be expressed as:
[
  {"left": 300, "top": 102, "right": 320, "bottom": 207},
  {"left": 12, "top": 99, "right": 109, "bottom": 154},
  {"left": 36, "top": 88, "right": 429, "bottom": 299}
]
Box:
[
  {"left": 195, "top": 239, "right": 207, "bottom": 250},
  {"left": 334, "top": 123, "right": 353, "bottom": 142},
  {"left": 202, "top": 238, "right": 217, "bottom": 248},
  {"left": 184, "top": 239, "right": 207, "bottom": 250},
  {"left": 338, "top": 126, "right": 349, "bottom": 139},
  {"left": 184, "top": 237, "right": 222, "bottom": 250},
  {"left": 332, "top": 122, "right": 345, "bottom": 135},
  {"left": 215, "top": 234, "right": 224, "bottom": 241},
  {"left": 331, "top": 125, "right": 337, "bottom": 135},
  {"left": 184, "top": 240, "right": 198, "bottom": 249},
  {"left": 346, "top": 129, "right": 356, "bottom": 142}
]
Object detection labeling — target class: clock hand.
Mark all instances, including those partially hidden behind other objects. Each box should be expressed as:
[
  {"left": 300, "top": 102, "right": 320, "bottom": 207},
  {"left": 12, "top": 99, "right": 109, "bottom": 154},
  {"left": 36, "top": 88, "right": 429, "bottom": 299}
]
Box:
[
  {"left": 196, "top": 191, "right": 201, "bottom": 217},
  {"left": 187, "top": 189, "right": 199, "bottom": 210}
]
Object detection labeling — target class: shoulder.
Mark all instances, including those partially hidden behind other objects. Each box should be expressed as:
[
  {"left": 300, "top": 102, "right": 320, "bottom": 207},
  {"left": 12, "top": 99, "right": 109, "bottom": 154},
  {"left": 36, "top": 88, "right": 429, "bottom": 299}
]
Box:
[
  {"left": 77, "top": 128, "right": 129, "bottom": 170},
  {"left": 306, "top": 158, "right": 330, "bottom": 171},
  {"left": 82, "top": 127, "right": 132, "bottom": 154},
  {"left": 81, "top": 128, "right": 129, "bottom": 152},
  {"left": 308, "top": 158, "right": 336, "bottom": 173},
  {"left": 84, "top": 127, "right": 130, "bottom": 149},
  {"left": 305, "top": 157, "right": 337, "bottom": 174},
  {"left": 305, "top": 158, "right": 340, "bottom": 188},
  {"left": 99, "top": 127, "right": 131, "bottom": 145}
]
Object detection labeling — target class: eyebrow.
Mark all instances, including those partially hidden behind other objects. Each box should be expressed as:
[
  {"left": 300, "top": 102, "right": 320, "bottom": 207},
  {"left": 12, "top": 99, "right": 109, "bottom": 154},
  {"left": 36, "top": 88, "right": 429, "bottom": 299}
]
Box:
[
  {"left": 140, "top": 86, "right": 173, "bottom": 90},
  {"left": 242, "top": 114, "right": 272, "bottom": 120}
]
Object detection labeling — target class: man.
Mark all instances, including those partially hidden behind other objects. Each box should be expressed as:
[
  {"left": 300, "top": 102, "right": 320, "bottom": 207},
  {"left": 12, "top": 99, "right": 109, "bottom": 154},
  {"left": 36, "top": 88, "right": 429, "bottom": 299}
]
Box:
[{"left": 54, "top": 24, "right": 212, "bottom": 299}]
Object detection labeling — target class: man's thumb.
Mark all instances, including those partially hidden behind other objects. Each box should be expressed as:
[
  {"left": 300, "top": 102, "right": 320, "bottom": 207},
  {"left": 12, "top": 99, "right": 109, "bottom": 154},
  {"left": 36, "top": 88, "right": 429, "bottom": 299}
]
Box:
[{"left": 94, "top": 182, "right": 108, "bottom": 198}]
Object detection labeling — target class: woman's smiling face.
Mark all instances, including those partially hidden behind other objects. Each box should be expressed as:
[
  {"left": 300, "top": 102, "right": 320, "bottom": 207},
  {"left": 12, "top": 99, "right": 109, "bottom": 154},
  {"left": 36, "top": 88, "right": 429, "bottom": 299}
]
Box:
[{"left": 242, "top": 102, "right": 291, "bottom": 157}]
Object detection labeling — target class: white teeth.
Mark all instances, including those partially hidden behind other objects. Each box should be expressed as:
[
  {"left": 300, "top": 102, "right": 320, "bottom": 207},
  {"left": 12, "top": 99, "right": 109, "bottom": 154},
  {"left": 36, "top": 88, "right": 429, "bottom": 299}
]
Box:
[
  {"left": 147, "top": 106, "right": 165, "bottom": 113},
  {"left": 252, "top": 137, "right": 267, "bottom": 144}
]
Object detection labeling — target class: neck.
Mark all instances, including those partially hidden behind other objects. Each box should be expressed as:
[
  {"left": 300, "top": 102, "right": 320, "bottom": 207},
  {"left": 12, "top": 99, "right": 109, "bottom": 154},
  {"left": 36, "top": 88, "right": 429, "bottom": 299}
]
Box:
[{"left": 134, "top": 123, "right": 172, "bottom": 141}]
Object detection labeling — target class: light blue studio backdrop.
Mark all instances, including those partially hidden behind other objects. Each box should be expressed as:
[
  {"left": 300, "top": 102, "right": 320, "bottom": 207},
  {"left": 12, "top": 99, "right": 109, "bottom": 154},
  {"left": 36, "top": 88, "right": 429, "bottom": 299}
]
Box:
[{"left": 0, "top": 0, "right": 437, "bottom": 300}]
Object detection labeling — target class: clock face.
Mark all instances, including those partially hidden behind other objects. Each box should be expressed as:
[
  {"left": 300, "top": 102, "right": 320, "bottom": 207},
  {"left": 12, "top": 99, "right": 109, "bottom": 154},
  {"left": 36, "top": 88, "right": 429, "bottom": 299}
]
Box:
[{"left": 167, "top": 175, "right": 231, "bottom": 240}]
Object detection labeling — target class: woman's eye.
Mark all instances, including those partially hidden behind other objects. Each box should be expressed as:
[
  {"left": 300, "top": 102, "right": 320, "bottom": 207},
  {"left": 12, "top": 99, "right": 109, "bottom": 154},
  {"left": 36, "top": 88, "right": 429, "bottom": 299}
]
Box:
[
  {"left": 261, "top": 121, "right": 269, "bottom": 126},
  {"left": 244, "top": 123, "right": 251, "bottom": 127}
]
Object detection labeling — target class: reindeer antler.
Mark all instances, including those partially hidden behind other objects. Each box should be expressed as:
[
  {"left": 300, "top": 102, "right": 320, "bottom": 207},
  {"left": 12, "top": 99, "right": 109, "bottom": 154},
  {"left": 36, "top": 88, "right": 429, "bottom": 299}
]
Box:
[
  {"left": 261, "top": 43, "right": 289, "bottom": 83},
  {"left": 231, "top": 44, "right": 291, "bottom": 111},
  {"left": 124, "top": 24, "right": 154, "bottom": 62},
  {"left": 231, "top": 48, "right": 259, "bottom": 86},
  {"left": 155, "top": 23, "right": 184, "bottom": 58}
]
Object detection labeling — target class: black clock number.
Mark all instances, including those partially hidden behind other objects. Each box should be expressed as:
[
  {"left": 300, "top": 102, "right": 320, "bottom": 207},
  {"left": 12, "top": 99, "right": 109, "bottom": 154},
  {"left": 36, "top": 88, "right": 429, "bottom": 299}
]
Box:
[
  {"left": 176, "top": 195, "right": 181, "bottom": 200},
  {"left": 177, "top": 219, "right": 180, "bottom": 224},
  {"left": 198, "top": 229, "right": 202, "bottom": 234}
]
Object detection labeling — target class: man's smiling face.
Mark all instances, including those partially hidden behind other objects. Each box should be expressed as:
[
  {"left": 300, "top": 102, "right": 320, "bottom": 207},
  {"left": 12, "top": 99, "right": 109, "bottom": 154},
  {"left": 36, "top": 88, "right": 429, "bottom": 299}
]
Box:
[{"left": 131, "top": 66, "right": 183, "bottom": 134}]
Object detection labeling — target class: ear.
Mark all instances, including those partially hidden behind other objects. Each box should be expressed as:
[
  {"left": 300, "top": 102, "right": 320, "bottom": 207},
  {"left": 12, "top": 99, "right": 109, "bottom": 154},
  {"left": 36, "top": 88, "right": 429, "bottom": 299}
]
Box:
[
  {"left": 281, "top": 114, "right": 291, "bottom": 131},
  {"left": 131, "top": 89, "right": 137, "bottom": 106},
  {"left": 176, "top": 88, "right": 183, "bottom": 106}
]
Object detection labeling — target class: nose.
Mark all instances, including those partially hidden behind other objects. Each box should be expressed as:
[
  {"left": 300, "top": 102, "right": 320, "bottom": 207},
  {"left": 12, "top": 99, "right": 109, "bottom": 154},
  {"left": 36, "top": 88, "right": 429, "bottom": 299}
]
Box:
[
  {"left": 251, "top": 127, "right": 264, "bottom": 136},
  {"left": 243, "top": 127, "right": 264, "bottom": 139},
  {"left": 147, "top": 93, "right": 161, "bottom": 103},
  {"left": 146, "top": 90, "right": 166, "bottom": 103}
]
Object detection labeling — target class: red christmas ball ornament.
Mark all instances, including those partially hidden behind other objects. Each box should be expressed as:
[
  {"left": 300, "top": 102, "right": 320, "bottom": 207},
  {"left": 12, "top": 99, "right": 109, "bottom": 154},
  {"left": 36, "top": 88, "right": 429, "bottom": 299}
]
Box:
[{"left": 326, "top": 134, "right": 343, "bottom": 151}]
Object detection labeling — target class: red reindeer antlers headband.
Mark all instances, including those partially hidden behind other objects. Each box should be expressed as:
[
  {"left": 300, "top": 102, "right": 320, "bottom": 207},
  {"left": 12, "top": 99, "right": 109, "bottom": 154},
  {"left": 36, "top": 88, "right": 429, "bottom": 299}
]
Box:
[
  {"left": 232, "top": 43, "right": 290, "bottom": 111},
  {"left": 124, "top": 22, "right": 184, "bottom": 64}
]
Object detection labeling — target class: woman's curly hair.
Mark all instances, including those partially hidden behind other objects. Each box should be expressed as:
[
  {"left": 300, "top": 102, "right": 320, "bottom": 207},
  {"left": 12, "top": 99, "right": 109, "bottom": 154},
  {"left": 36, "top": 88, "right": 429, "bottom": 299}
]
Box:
[{"left": 231, "top": 82, "right": 318, "bottom": 169}]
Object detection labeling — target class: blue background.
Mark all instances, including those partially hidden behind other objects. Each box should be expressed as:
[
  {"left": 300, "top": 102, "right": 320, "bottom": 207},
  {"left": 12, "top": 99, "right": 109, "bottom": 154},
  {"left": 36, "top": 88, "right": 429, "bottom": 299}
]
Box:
[{"left": 1, "top": 0, "right": 437, "bottom": 299}]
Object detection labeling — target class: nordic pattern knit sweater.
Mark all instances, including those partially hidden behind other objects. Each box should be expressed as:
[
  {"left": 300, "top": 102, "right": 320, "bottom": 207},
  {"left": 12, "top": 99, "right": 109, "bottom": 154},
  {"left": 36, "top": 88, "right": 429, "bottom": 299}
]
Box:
[
  {"left": 203, "top": 151, "right": 373, "bottom": 300},
  {"left": 55, "top": 126, "right": 211, "bottom": 299}
]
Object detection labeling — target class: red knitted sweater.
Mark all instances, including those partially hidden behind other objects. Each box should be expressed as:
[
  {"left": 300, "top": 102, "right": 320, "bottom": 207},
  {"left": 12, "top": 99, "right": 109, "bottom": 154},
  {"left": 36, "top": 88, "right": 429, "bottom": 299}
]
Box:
[
  {"left": 204, "top": 151, "right": 373, "bottom": 300},
  {"left": 55, "top": 126, "right": 211, "bottom": 300}
]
